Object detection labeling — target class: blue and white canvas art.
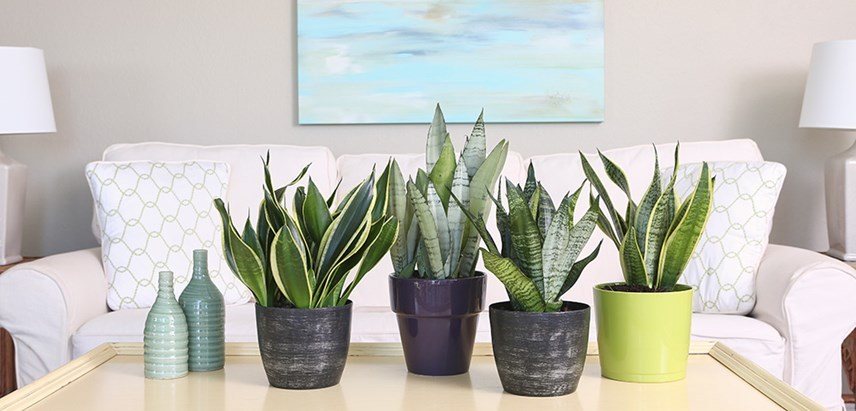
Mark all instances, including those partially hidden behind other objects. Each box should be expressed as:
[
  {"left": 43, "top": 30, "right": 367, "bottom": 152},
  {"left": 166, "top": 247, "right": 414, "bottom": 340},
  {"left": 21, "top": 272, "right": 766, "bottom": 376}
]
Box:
[{"left": 297, "top": 0, "right": 604, "bottom": 124}]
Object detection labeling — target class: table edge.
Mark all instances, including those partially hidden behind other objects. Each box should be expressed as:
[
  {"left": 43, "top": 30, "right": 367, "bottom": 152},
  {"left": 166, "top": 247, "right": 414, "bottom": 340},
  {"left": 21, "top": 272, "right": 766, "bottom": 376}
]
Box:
[{"left": 0, "top": 341, "right": 823, "bottom": 411}]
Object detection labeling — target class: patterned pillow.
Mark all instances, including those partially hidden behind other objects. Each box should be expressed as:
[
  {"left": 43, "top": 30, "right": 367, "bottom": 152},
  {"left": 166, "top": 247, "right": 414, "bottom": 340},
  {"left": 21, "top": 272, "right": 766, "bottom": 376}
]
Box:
[
  {"left": 86, "top": 161, "right": 251, "bottom": 310},
  {"left": 668, "top": 161, "right": 786, "bottom": 314}
]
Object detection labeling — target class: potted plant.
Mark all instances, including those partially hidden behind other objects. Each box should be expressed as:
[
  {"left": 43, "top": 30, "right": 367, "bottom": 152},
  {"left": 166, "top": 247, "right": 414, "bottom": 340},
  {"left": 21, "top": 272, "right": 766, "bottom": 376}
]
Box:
[
  {"left": 386, "top": 105, "right": 508, "bottom": 375},
  {"left": 214, "top": 155, "right": 398, "bottom": 389},
  {"left": 583, "top": 144, "right": 714, "bottom": 382},
  {"left": 454, "top": 165, "right": 602, "bottom": 396}
]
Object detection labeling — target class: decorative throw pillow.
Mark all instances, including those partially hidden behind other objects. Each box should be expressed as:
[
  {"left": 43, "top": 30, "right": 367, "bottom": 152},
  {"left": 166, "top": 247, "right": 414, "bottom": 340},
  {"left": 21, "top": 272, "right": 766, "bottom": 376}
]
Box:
[
  {"left": 668, "top": 161, "right": 786, "bottom": 314},
  {"left": 86, "top": 161, "right": 251, "bottom": 310}
]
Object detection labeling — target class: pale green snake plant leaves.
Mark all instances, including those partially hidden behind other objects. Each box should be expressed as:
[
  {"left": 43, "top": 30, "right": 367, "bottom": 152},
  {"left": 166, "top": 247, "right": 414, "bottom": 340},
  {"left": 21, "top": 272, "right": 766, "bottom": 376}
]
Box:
[
  {"left": 214, "top": 154, "right": 398, "bottom": 308},
  {"left": 454, "top": 164, "right": 603, "bottom": 312},
  {"left": 388, "top": 104, "right": 508, "bottom": 280},
  {"left": 581, "top": 143, "right": 715, "bottom": 291}
]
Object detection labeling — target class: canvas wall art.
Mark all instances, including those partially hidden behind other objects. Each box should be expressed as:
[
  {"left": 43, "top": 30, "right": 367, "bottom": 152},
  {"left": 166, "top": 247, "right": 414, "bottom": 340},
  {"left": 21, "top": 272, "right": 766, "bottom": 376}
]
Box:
[{"left": 297, "top": 0, "right": 604, "bottom": 124}]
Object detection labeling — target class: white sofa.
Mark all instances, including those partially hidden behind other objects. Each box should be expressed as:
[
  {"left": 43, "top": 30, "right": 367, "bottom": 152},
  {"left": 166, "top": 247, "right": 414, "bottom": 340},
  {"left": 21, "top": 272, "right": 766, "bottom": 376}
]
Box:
[{"left": 1, "top": 139, "right": 854, "bottom": 409}]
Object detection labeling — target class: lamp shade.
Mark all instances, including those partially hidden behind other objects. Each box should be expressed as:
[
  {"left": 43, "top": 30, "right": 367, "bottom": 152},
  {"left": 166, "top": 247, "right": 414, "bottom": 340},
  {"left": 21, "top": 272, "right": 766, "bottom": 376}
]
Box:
[
  {"left": 800, "top": 40, "right": 856, "bottom": 130},
  {"left": 0, "top": 47, "right": 56, "bottom": 134}
]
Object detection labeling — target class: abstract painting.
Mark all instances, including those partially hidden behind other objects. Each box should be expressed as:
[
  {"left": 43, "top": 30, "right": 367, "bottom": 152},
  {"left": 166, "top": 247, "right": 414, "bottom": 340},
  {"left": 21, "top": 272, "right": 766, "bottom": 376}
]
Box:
[{"left": 297, "top": 0, "right": 604, "bottom": 124}]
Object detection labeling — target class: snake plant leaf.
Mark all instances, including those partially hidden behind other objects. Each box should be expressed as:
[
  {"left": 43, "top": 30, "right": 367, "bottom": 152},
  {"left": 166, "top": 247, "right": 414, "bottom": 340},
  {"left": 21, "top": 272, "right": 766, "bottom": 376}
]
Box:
[
  {"left": 558, "top": 240, "right": 603, "bottom": 298},
  {"left": 426, "top": 104, "right": 449, "bottom": 172},
  {"left": 619, "top": 226, "right": 648, "bottom": 287},
  {"left": 635, "top": 150, "right": 662, "bottom": 254},
  {"left": 528, "top": 184, "right": 541, "bottom": 221},
  {"left": 215, "top": 199, "right": 269, "bottom": 306},
  {"left": 429, "top": 136, "right": 456, "bottom": 207},
  {"left": 324, "top": 217, "right": 384, "bottom": 302},
  {"left": 542, "top": 199, "right": 599, "bottom": 305},
  {"left": 505, "top": 179, "right": 544, "bottom": 293},
  {"left": 568, "top": 181, "right": 585, "bottom": 219},
  {"left": 387, "top": 160, "right": 410, "bottom": 274},
  {"left": 658, "top": 162, "right": 713, "bottom": 290},
  {"left": 408, "top": 180, "right": 445, "bottom": 278},
  {"left": 372, "top": 160, "right": 392, "bottom": 222},
  {"left": 482, "top": 249, "right": 546, "bottom": 312},
  {"left": 303, "top": 178, "right": 332, "bottom": 245},
  {"left": 271, "top": 226, "right": 312, "bottom": 308},
  {"left": 489, "top": 187, "right": 513, "bottom": 258},
  {"left": 536, "top": 184, "right": 555, "bottom": 238},
  {"left": 242, "top": 218, "right": 264, "bottom": 263},
  {"left": 450, "top": 191, "right": 499, "bottom": 255},
  {"left": 458, "top": 140, "right": 508, "bottom": 277},
  {"left": 580, "top": 152, "right": 625, "bottom": 239},
  {"left": 263, "top": 186, "right": 286, "bottom": 232},
  {"left": 274, "top": 163, "right": 311, "bottom": 202},
  {"left": 461, "top": 110, "right": 486, "bottom": 179},
  {"left": 341, "top": 216, "right": 399, "bottom": 302},
  {"left": 317, "top": 173, "right": 375, "bottom": 275},
  {"left": 335, "top": 183, "right": 360, "bottom": 214},
  {"left": 293, "top": 186, "right": 308, "bottom": 240},
  {"left": 523, "top": 163, "right": 537, "bottom": 202},
  {"left": 597, "top": 149, "right": 633, "bottom": 200},
  {"left": 426, "top": 181, "right": 451, "bottom": 266},
  {"left": 415, "top": 169, "right": 430, "bottom": 196},
  {"left": 327, "top": 179, "right": 342, "bottom": 208},
  {"left": 642, "top": 187, "right": 675, "bottom": 285},
  {"left": 447, "top": 158, "right": 469, "bottom": 274}
]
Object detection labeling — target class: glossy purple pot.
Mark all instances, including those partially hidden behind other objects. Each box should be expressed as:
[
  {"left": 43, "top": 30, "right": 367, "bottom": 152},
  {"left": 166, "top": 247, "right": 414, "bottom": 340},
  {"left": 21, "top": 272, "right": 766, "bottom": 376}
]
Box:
[{"left": 389, "top": 273, "right": 486, "bottom": 376}]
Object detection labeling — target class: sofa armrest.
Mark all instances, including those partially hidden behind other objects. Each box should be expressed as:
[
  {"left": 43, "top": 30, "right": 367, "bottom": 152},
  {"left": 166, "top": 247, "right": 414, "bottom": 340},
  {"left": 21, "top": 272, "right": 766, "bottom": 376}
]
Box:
[
  {"left": 752, "top": 244, "right": 856, "bottom": 409},
  {"left": 0, "top": 248, "right": 106, "bottom": 386}
]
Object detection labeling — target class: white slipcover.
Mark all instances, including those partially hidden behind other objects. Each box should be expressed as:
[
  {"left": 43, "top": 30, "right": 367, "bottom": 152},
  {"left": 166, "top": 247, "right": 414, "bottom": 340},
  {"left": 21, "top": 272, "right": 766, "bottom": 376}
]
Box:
[{"left": 0, "top": 139, "right": 853, "bottom": 410}]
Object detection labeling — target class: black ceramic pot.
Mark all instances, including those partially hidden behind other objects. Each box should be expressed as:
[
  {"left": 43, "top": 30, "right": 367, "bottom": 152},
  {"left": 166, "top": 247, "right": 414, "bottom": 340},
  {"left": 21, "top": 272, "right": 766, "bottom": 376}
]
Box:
[
  {"left": 489, "top": 301, "right": 590, "bottom": 397},
  {"left": 255, "top": 301, "right": 352, "bottom": 389},
  {"left": 389, "top": 273, "right": 486, "bottom": 376}
]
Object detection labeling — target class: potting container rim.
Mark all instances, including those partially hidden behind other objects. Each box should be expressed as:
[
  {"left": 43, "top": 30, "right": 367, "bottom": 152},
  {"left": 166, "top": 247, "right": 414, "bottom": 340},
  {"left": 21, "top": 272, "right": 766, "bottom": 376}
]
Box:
[
  {"left": 489, "top": 300, "right": 590, "bottom": 314},
  {"left": 388, "top": 271, "right": 485, "bottom": 284},
  {"left": 593, "top": 282, "right": 694, "bottom": 295},
  {"left": 254, "top": 300, "right": 353, "bottom": 311}
]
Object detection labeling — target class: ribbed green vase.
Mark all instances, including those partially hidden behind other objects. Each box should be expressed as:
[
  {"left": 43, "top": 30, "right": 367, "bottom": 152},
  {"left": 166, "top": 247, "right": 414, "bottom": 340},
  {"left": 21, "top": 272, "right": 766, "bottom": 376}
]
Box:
[
  {"left": 179, "top": 249, "right": 225, "bottom": 372},
  {"left": 144, "top": 271, "right": 189, "bottom": 379}
]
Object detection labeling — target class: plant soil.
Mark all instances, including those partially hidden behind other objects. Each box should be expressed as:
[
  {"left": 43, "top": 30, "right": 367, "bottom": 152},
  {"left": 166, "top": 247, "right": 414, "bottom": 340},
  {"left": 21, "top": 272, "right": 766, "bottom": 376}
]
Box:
[{"left": 604, "top": 284, "right": 668, "bottom": 293}]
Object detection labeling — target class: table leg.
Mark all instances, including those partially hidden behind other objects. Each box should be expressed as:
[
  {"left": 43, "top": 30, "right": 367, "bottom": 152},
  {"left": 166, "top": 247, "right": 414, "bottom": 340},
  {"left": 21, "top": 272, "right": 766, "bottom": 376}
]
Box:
[{"left": 0, "top": 327, "right": 15, "bottom": 397}]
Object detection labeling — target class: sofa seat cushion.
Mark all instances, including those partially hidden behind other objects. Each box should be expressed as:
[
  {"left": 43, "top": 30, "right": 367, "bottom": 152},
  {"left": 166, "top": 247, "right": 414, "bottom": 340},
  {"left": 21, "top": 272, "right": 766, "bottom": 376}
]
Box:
[{"left": 72, "top": 305, "right": 784, "bottom": 379}]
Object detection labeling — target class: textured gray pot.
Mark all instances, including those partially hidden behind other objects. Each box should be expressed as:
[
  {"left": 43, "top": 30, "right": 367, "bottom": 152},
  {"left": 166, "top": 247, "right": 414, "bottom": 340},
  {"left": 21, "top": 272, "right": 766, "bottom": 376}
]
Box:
[
  {"left": 255, "top": 301, "right": 352, "bottom": 389},
  {"left": 489, "top": 301, "right": 590, "bottom": 397}
]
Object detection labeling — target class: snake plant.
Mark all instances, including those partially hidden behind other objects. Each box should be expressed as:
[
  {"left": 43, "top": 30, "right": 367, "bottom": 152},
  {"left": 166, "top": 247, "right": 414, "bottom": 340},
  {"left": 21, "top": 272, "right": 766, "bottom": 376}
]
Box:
[
  {"left": 582, "top": 144, "right": 714, "bottom": 292},
  {"left": 388, "top": 104, "right": 508, "bottom": 279},
  {"left": 214, "top": 154, "right": 398, "bottom": 308},
  {"left": 454, "top": 164, "right": 603, "bottom": 312}
]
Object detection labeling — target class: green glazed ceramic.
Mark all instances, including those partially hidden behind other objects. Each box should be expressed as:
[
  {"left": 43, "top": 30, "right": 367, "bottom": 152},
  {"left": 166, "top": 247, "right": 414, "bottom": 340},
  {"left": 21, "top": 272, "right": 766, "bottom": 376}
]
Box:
[
  {"left": 144, "top": 271, "right": 189, "bottom": 379},
  {"left": 179, "top": 249, "right": 225, "bottom": 372},
  {"left": 593, "top": 282, "right": 693, "bottom": 383}
]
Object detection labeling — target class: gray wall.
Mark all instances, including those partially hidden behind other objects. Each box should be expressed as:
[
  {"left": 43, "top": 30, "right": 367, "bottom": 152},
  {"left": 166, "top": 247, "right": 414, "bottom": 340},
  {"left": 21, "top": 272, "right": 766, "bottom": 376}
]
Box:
[{"left": 1, "top": 0, "right": 856, "bottom": 256}]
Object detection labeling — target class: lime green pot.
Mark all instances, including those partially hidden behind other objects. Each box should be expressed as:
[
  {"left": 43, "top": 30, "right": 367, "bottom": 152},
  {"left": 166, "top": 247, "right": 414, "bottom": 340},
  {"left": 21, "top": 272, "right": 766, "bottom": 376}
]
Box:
[{"left": 593, "top": 282, "right": 693, "bottom": 383}]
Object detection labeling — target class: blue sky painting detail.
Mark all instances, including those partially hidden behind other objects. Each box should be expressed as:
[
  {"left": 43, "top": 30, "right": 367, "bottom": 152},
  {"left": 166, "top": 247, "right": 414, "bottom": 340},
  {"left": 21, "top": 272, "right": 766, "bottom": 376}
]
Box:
[{"left": 297, "top": 0, "right": 604, "bottom": 124}]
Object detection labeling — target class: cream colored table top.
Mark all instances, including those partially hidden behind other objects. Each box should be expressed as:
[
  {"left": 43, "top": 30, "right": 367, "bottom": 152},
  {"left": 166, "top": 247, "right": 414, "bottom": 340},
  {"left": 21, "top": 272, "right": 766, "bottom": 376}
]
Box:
[{"left": 0, "top": 342, "right": 821, "bottom": 411}]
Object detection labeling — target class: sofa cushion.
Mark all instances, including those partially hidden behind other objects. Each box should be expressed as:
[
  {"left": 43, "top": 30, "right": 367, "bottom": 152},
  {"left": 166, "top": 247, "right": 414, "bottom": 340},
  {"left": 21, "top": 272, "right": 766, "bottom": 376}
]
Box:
[
  {"left": 86, "top": 160, "right": 250, "bottom": 309},
  {"left": 334, "top": 151, "right": 527, "bottom": 307},
  {"left": 528, "top": 139, "right": 766, "bottom": 306},
  {"left": 94, "top": 143, "right": 338, "bottom": 242},
  {"left": 71, "top": 304, "right": 784, "bottom": 379},
  {"left": 670, "top": 161, "right": 787, "bottom": 314}
]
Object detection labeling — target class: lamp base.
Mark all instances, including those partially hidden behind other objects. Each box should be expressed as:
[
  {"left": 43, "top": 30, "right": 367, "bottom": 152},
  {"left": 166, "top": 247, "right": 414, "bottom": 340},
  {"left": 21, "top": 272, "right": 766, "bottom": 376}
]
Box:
[
  {"left": 0, "top": 151, "right": 25, "bottom": 265},
  {"left": 826, "top": 138, "right": 856, "bottom": 262}
]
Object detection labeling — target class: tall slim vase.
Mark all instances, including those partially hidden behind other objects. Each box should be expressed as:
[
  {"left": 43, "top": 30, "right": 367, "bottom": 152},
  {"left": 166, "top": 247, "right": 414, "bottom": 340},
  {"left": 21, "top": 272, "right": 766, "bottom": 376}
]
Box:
[
  {"left": 144, "top": 271, "right": 189, "bottom": 379},
  {"left": 179, "top": 249, "right": 225, "bottom": 371}
]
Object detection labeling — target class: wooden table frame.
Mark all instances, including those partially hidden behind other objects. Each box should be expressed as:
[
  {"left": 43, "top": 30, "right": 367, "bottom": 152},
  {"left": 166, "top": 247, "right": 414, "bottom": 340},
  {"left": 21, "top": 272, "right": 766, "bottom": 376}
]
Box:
[{"left": 0, "top": 341, "right": 822, "bottom": 411}]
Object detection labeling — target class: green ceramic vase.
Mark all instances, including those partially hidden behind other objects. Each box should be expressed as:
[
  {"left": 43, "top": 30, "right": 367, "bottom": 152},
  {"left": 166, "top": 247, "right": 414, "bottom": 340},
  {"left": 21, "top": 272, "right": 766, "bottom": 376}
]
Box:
[
  {"left": 593, "top": 282, "right": 693, "bottom": 383},
  {"left": 144, "top": 271, "right": 189, "bottom": 379},
  {"left": 179, "top": 249, "right": 225, "bottom": 372}
]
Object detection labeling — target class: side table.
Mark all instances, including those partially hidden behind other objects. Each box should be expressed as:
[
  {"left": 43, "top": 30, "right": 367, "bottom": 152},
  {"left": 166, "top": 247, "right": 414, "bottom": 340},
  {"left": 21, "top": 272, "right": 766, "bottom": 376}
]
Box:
[{"left": 0, "top": 257, "right": 38, "bottom": 398}]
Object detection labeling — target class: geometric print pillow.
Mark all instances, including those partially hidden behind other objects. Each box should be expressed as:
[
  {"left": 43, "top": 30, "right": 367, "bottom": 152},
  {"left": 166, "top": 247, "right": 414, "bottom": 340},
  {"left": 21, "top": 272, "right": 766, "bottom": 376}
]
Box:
[
  {"left": 86, "top": 161, "right": 251, "bottom": 310},
  {"left": 668, "top": 161, "right": 786, "bottom": 314}
]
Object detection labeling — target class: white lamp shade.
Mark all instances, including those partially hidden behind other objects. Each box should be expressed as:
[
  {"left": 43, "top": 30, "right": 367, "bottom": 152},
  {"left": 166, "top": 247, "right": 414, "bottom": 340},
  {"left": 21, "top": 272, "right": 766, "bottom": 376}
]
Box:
[
  {"left": 0, "top": 47, "right": 56, "bottom": 134},
  {"left": 800, "top": 40, "right": 856, "bottom": 130}
]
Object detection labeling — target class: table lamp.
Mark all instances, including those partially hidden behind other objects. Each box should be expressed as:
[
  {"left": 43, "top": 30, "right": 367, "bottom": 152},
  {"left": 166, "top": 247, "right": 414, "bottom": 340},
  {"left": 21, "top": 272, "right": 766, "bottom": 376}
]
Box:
[
  {"left": 0, "top": 47, "right": 56, "bottom": 264},
  {"left": 800, "top": 39, "right": 856, "bottom": 260}
]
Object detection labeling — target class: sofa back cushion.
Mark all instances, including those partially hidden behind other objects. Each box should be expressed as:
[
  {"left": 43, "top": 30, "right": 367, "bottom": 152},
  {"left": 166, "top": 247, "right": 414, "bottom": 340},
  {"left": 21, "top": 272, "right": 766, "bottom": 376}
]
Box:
[
  {"left": 95, "top": 143, "right": 338, "bottom": 241},
  {"left": 86, "top": 160, "right": 251, "bottom": 310},
  {"left": 335, "top": 151, "right": 527, "bottom": 307},
  {"left": 528, "top": 139, "right": 765, "bottom": 306}
]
